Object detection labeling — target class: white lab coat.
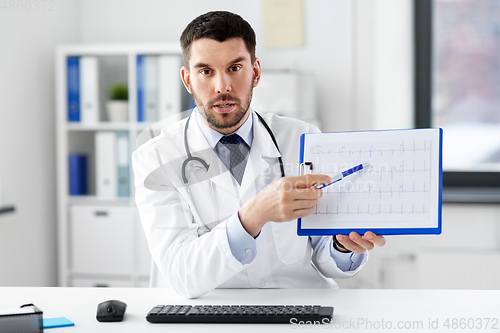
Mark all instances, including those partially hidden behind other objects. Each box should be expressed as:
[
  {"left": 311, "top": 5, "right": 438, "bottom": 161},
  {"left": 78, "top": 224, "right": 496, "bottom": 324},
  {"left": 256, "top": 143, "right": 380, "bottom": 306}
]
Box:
[{"left": 133, "top": 111, "right": 367, "bottom": 298}]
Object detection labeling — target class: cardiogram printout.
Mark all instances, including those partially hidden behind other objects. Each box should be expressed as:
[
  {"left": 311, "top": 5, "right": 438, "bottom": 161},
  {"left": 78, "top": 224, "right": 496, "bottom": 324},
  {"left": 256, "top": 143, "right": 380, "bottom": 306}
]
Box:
[{"left": 297, "top": 128, "right": 442, "bottom": 236}]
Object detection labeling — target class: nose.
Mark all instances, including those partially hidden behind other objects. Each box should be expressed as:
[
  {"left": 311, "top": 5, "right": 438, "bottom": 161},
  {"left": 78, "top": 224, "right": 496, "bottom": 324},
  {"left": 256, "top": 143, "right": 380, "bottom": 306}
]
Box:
[{"left": 215, "top": 72, "right": 231, "bottom": 94}]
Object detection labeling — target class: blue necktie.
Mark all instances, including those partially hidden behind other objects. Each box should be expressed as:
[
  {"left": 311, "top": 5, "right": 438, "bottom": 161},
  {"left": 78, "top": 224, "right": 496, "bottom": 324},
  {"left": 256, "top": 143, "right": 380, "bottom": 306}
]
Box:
[{"left": 216, "top": 134, "right": 250, "bottom": 185}]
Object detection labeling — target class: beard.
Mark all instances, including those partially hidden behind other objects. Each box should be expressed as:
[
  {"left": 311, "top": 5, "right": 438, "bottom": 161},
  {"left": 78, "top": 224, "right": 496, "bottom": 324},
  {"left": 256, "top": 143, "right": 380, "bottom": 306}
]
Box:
[{"left": 191, "top": 76, "right": 254, "bottom": 130}]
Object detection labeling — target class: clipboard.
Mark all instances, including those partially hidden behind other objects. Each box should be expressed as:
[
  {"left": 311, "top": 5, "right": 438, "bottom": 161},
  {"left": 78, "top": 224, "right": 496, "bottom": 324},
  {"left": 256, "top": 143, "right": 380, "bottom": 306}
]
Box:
[{"left": 297, "top": 128, "right": 443, "bottom": 236}]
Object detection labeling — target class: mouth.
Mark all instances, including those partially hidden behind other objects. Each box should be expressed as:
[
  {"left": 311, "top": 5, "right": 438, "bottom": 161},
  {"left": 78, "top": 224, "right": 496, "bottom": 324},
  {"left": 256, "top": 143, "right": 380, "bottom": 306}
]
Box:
[{"left": 213, "top": 102, "right": 236, "bottom": 113}]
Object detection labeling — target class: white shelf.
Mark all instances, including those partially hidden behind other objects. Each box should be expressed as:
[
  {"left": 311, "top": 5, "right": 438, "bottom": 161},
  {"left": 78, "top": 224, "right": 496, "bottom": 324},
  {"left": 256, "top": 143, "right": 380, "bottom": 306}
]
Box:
[
  {"left": 66, "top": 122, "right": 131, "bottom": 131},
  {"left": 65, "top": 122, "right": 157, "bottom": 131},
  {"left": 56, "top": 43, "right": 186, "bottom": 287},
  {"left": 57, "top": 43, "right": 182, "bottom": 57},
  {"left": 67, "top": 196, "right": 133, "bottom": 206}
]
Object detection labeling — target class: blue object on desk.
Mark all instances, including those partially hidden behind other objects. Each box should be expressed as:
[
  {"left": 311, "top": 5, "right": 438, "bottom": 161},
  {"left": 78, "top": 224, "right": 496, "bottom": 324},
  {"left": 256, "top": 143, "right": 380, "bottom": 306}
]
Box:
[{"left": 43, "top": 317, "right": 74, "bottom": 329}]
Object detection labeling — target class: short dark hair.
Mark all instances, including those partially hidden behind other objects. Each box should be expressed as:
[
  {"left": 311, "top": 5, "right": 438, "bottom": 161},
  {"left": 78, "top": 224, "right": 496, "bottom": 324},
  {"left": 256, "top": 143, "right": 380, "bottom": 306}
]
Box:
[{"left": 180, "top": 11, "right": 256, "bottom": 68}]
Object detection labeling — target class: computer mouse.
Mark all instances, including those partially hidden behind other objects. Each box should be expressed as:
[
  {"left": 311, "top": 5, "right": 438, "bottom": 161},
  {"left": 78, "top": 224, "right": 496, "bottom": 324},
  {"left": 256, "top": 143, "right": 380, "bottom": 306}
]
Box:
[{"left": 96, "top": 300, "right": 127, "bottom": 322}]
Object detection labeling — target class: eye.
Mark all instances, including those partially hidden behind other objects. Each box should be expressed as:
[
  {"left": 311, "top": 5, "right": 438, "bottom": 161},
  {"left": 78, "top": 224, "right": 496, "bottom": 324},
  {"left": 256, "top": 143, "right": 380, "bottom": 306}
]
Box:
[
  {"left": 200, "top": 69, "right": 212, "bottom": 76},
  {"left": 229, "top": 65, "right": 241, "bottom": 72}
]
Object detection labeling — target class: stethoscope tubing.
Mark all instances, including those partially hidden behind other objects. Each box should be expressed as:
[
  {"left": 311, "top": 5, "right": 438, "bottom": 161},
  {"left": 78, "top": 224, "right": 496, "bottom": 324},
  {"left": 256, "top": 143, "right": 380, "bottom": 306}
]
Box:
[
  {"left": 181, "top": 110, "right": 285, "bottom": 231},
  {"left": 182, "top": 110, "right": 285, "bottom": 184}
]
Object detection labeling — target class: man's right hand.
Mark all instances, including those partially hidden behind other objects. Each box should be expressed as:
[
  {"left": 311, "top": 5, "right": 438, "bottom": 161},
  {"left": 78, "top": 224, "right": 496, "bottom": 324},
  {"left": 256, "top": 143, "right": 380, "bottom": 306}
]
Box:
[{"left": 238, "top": 174, "right": 332, "bottom": 237}]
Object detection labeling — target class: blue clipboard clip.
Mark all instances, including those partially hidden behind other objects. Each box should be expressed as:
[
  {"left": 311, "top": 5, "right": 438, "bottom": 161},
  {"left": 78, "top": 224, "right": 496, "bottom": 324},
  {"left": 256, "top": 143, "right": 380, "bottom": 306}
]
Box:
[{"left": 299, "top": 162, "right": 314, "bottom": 175}]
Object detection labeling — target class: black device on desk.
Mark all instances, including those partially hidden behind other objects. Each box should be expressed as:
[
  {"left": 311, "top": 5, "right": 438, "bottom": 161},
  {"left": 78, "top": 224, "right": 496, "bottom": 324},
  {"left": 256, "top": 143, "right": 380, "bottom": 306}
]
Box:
[
  {"left": 96, "top": 300, "right": 127, "bottom": 322},
  {"left": 146, "top": 304, "right": 334, "bottom": 324}
]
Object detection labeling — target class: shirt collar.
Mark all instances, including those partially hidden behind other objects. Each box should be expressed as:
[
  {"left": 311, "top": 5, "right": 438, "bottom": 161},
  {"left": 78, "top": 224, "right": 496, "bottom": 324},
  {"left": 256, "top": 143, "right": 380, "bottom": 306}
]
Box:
[{"left": 194, "top": 107, "right": 254, "bottom": 149}]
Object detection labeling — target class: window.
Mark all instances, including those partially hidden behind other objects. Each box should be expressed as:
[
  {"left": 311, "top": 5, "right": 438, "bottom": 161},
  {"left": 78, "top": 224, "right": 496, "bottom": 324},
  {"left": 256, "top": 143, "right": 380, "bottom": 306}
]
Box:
[{"left": 415, "top": 0, "right": 500, "bottom": 194}]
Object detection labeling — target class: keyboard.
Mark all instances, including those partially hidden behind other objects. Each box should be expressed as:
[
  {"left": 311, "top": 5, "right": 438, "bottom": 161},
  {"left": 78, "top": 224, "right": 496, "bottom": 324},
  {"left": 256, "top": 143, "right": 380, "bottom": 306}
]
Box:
[{"left": 146, "top": 305, "right": 334, "bottom": 324}]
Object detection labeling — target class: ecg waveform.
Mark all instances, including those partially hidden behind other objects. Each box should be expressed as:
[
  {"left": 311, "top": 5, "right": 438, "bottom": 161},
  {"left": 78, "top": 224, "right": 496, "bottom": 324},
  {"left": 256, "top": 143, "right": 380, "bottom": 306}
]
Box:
[
  {"left": 310, "top": 139, "right": 431, "bottom": 157},
  {"left": 314, "top": 203, "right": 430, "bottom": 216},
  {"left": 303, "top": 135, "right": 437, "bottom": 226},
  {"left": 322, "top": 182, "right": 430, "bottom": 199}
]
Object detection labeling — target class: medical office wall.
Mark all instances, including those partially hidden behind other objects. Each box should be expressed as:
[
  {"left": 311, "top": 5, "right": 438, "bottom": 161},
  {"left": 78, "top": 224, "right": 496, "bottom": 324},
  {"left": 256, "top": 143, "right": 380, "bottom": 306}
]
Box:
[
  {"left": 0, "top": 0, "right": 414, "bottom": 287},
  {"left": 0, "top": 1, "right": 80, "bottom": 287},
  {"left": 76, "top": 0, "right": 414, "bottom": 133}
]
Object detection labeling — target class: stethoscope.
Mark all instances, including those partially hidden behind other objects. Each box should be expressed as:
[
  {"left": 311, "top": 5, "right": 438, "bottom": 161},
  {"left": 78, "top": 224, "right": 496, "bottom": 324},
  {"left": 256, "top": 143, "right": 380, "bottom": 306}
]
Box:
[{"left": 182, "top": 110, "right": 285, "bottom": 232}]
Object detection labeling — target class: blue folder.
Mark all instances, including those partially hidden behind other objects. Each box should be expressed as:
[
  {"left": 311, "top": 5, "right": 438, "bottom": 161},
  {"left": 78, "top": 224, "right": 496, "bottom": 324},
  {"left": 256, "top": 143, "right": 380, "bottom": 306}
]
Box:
[
  {"left": 69, "top": 153, "right": 88, "bottom": 195},
  {"left": 297, "top": 128, "right": 443, "bottom": 236},
  {"left": 67, "top": 57, "right": 80, "bottom": 122},
  {"left": 137, "top": 55, "right": 144, "bottom": 122}
]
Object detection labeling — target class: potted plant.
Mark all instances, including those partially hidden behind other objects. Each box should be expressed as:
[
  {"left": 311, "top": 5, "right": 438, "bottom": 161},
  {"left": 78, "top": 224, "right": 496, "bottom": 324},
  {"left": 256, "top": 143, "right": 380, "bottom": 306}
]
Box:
[{"left": 106, "top": 82, "right": 129, "bottom": 122}]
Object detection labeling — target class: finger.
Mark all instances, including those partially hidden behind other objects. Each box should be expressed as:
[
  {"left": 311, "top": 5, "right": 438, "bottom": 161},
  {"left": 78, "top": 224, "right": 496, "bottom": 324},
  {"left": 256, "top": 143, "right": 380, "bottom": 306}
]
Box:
[
  {"left": 291, "top": 198, "right": 318, "bottom": 211},
  {"left": 336, "top": 234, "right": 366, "bottom": 254},
  {"left": 363, "top": 231, "right": 386, "bottom": 247},
  {"left": 278, "top": 186, "right": 323, "bottom": 202},
  {"left": 290, "top": 187, "right": 323, "bottom": 200},
  {"left": 285, "top": 174, "right": 332, "bottom": 188},
  {"left": 273, "top": 198, "right": 317, "bottom": 221},
  {"left": 288, "top": 206, "right": 316, "bottom": 220},
  {"left": 276, "top": 188, "right": 322, "bottom": 207},
  {"left": 349, "top": 232, "right": 374, "bottom": 251}
]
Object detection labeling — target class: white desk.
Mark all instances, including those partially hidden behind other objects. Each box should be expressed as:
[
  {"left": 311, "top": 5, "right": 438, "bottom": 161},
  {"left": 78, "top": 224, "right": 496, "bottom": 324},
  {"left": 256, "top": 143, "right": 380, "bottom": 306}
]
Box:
[{"left": 1, "top": 287, "right": 499, "bottom": 332}]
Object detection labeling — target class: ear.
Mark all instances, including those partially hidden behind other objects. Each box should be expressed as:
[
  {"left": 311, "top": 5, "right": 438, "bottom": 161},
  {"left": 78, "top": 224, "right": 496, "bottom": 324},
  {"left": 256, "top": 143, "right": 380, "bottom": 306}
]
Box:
[
  {"left": 180, "top": 66, "right": 192, "bottom": 94},
  {"left": 252, "top": 58, "right": 262, "bottom": 88}
]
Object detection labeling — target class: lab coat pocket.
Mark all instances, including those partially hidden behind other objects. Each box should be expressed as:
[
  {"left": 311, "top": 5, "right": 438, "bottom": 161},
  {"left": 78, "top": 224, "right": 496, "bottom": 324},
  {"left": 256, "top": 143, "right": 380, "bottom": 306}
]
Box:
[
  {"left": 271, "top": 221, "right": 309, "bottom": 265},
  {"left": 180, "top": 178, "right": 239, "bottom": 229}
]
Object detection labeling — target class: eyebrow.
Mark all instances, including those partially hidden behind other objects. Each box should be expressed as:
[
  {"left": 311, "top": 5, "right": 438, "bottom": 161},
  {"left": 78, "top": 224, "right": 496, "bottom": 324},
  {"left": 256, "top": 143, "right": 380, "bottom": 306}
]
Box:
[{"left": 193, "top": 56, "right": 248, "bottom": 69}]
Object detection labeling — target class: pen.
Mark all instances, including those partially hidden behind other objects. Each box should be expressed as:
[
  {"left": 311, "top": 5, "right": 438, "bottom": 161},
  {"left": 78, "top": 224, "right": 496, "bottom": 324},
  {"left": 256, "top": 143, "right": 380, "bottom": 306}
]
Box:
[{"left": 313, "top": 162, "right": 370, "bottom": 189}]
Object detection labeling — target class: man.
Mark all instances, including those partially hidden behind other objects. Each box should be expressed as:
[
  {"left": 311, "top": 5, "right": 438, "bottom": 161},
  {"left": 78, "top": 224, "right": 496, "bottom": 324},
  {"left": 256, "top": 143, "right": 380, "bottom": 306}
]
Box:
[{"left": 133, "top": 11, "right": 385, "bottom": 298}]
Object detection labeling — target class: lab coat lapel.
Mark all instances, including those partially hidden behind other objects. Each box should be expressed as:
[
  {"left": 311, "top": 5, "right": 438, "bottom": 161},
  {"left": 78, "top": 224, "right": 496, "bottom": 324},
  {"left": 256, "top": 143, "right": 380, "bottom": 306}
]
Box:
[
  {"left": 239, "top": 112, "right": 282, "bottom": 203},
  {"left": 186, "top": 113, "right": 237, "bottom": 198}
]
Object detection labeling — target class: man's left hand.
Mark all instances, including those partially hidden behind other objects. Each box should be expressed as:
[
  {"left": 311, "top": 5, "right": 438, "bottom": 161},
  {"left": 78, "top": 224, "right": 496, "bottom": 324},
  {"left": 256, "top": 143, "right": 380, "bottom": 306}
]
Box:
[{"left": 335, "top": 232, "right": 386, "bottom": 254}]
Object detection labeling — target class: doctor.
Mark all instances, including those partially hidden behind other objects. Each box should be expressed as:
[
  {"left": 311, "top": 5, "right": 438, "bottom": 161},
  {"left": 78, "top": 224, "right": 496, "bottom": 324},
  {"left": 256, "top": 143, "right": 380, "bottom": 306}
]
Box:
[{"left": 133, "top": 11, "right": 386, "bottom": 298}]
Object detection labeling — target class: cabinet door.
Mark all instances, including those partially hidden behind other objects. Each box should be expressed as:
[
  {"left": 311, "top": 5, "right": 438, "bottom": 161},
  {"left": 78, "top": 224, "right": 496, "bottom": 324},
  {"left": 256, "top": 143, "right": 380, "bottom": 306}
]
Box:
[
  {"left": 71, "top": 278, "right": 134, "bottom": 288},
  {"left": 136, "top": 211, "right": 153, "bottom": 276},
  {"left": 70, "top": 205, "right": 134, "bottom": 275}
]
